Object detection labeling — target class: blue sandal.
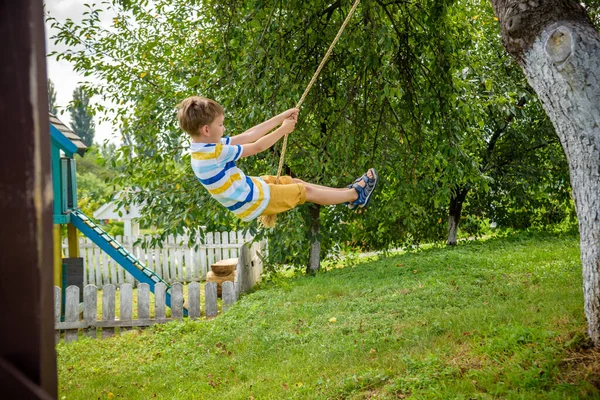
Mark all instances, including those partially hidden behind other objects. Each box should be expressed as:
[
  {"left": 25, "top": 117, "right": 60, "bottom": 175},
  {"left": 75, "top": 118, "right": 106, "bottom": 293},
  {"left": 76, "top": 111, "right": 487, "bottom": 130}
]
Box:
[{"left": 348, "top": 168, "right": 378, "bottom": 209}]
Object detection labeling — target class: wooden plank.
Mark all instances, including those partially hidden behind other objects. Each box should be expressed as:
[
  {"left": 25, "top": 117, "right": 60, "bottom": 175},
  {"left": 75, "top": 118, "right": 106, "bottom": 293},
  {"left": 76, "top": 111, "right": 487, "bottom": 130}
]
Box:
[
  {"left": 162, "top": 246, "right": 171, "bottom": 282},
  {"left": 115, "top": 254, "right": 124, "bottom": 286},
  {"left": 120, "top": 283, "right": 133, "bottom": 333},
  {"left": 214, "top": 232, "right": 222, "bottom": 262},
  {"left": 83, "top": 285, "right": 97, "bottom": 339},
  {"left": 109, "top": 253, "right": 119, "bottom": 286},
  {"left": 101, "top": 252, "right": 110, "bottom": 286},
  {"left": 205, "top": 282, "right": 218, "bottom": 317},
  {"left": 183, "top": 244, "right": 244, "bottom": 249},
  {"left": 138, "top": 283, "right": 150, "bottom": 320},
  {"left": 230, "top": 231, "right": 238, "bottom": 258},
  {"left": 57, "top": 319, "right": 164, "bottom": 330},
  {"left": 172, "top": 248, "right": 181, "bottom": 283},
  {"left": 102, "top": 284, "right": 116, "bottom": 338},
  {"left": 127, "top": 238, "right": 137, "bottom": 285},
  {"left": 206, "top": 233, "right": 214, "bottom": 268},
  {"left": 188, "top": 282, "right": 201, "bottom": 320},
  {"left": 171, "top": 282, "right": 184, "bottom": 319},
  {"left": 153, "top": 246, "right": 162, "bottom": 282},
  {"left": 64, "top": 286, "right": 80, "bottom": 342},
  {"left": 221, "top": 231, "right": 229, "bottom": 259},
  {"left": 82, "top": 245, "right": 88, "bottom": 288},
  {"left": 155, "top": 282, "right": 166, "bottom": 321},
  {"left": 139, "top": 248, "right": 149, "bottom": 284},
  {"left": 237, "top": 243, "right": 253, "bottom": 294},
  {"left": 184, "top": 248, "right": 193, "bottom": 282},
  {"left": 222, "top": 281, "right": 235, "bottom": 312},
  {"left": 93, "top": 245, "right": 102, "bottom": 287},
  {"left": 146, "top": 248, "right": 155, "bottom": 281},
  {"left": 54, "top": 286, "right": 61, "bottom": 344},
  {"left": 199, "top": 246, "right": 207, "bottom": 280}
]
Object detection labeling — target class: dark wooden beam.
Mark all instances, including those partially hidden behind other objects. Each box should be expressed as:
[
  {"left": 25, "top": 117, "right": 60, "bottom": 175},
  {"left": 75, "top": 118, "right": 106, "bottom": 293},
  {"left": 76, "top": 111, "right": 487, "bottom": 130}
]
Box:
[{"left": 0, "top": 0, "right": 57, "bottom": 398}]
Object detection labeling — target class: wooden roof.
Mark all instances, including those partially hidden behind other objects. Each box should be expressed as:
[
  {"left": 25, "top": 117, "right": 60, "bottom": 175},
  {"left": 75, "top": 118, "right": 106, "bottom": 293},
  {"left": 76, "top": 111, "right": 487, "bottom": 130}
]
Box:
[{"left": 49, "top": 113, "right": 87, "bottom": 156}]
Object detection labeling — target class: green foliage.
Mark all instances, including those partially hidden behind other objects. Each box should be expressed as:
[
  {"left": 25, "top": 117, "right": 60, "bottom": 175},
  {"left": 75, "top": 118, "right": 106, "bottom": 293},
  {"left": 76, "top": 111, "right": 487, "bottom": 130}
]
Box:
[
  {"left": 48, "top": 78, "right": 58, "bottom": 114},
  {"left": 69, "top": 85, "right": 96, "bottom": 146},
  {"left": 76, "top": 146, "right": 117, "bottom": 217},
  {"left": 56, "top": 232, "right": 598, "bottom": 399},
  {"left": 47, "top": 0, "right": 575, "bottom": 267},
  {"left": 443, "top": 0, "right": 573, "bottom": 237}
]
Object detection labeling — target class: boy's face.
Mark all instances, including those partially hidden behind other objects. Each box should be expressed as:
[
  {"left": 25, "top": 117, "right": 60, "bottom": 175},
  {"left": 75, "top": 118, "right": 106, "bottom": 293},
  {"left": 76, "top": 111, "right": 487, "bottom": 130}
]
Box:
[{"left": 203, "top": 114, "right": 225, "bottom": 141}]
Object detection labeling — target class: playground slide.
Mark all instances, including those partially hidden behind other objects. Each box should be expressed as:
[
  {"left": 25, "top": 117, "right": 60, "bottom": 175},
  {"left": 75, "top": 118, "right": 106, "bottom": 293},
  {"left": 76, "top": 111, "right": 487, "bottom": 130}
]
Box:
[{"left": 70, "top": 209, "right": 176, "bottom": 309}]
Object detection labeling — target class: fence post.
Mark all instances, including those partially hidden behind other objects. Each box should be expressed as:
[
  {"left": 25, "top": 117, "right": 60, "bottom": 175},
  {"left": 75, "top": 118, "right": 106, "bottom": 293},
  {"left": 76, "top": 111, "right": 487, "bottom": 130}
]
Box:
[
  {"left": 83, "top": 285, "right": 97, "bottom": 339},
  {"left": 171, "top": 282, "right": 184, "bottom": 320},
  {"left": 155, "top": 282, "right": 166, "bottom": 321},
  {"left": 54, "top": 287, "right": 61, "bottom": 344},
  {"left": 222, "top": 282, "right": 235, "bottom": 312},
  {"left": 188, "top": 282, "right": 201, "bottom": 320},
  {"left": 138, "top": 283, "right": 150, "bottom": 321},
  {"left": 120, "top": 283, "right": 133, "bottom": 333},
  {"left": 64, "top": 286, "right": 80, "bottom": 342},
  {"left": 236, "top": 243, "right": 252, "bottom": 294},
  {"left": 205, "top": 282, "right": 218, "bottom": 317},
  {"left": 102, "top": 284, "right": 116, "bottom": 338}
]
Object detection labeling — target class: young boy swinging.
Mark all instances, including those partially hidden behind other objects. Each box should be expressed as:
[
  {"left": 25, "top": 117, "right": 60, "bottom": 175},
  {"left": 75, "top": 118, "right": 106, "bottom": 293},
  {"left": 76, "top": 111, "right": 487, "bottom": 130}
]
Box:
[{"left": 177, "top": 96, "right": 378, "bottom": 223}]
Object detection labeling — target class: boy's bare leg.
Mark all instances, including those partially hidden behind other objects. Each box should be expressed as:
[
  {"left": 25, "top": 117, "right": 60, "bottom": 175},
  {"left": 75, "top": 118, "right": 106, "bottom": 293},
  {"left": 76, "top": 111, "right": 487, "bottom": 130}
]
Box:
[
  {"left": 299, "top": 170, "right": 374, "bottom": 206},
  {"left": 291, "top": 179, "right": 348, "bottom": 192}
]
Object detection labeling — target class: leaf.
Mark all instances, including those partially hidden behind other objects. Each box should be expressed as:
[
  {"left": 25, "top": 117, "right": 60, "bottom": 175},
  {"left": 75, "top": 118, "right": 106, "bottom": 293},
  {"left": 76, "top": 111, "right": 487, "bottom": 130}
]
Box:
[
  {"left": 485, "top": 79, "right": 493, "bottom": 91},
  {"left": 328, "top": 317, "right": 337, "bottom": 323}
]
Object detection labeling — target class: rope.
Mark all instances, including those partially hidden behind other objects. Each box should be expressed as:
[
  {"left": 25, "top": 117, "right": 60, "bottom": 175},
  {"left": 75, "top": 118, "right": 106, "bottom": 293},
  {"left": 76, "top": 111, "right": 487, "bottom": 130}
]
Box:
[{"left": 275, "top": 0, "right": 361, "bottom": 182}]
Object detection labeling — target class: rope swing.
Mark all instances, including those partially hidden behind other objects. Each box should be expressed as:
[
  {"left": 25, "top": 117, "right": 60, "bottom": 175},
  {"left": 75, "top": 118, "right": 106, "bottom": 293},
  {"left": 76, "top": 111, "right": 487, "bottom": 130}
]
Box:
[{"left": 259, "top": 0, "right": 361, "bottom": 228}]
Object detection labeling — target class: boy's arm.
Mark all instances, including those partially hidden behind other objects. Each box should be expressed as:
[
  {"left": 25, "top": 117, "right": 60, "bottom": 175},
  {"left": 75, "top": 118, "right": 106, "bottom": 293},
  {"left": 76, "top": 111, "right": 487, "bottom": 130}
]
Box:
[
  {"left": 230, "top": 108, "right": 299, "bottom": 145},
  {"left": 240, "top": 115, "right": 296, "bottom": 158}
]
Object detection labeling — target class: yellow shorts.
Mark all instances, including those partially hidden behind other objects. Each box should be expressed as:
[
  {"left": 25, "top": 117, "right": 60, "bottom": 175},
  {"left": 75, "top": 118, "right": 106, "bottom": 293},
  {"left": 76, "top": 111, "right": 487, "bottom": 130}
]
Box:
[{"left": 259, "top": 175, "right": 307, "bottom": 216}]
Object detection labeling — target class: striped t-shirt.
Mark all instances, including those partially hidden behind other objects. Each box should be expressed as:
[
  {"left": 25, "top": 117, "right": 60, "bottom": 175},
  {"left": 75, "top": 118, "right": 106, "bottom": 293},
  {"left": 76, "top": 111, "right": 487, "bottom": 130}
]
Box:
[{"left": 190, "top": 137, "right": 270, "bottom": 222}]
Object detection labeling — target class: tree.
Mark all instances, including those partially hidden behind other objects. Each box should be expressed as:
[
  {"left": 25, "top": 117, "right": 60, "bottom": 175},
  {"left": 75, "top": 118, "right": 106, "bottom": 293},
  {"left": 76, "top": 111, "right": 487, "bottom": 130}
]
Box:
[
  {"left": 47, "top": 1, "right": 575, "bottom": 272},
  {"left": 490, "top": 0, "right": 600, "bottom": 345},
  {"left": 48, "top": 1, "right": 466, "bottom": 267},
  {"left": 48, "top": 78, "right": 58, "bottom": 114},
  {"left": 69, "top": 85, "right": 95, "bottom": 146}
]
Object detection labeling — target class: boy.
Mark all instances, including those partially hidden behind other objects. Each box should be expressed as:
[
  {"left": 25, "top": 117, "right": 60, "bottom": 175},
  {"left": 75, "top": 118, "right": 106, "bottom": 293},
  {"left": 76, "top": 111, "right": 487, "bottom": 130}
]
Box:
[{"left": 177, "top": 96, "right": 378, "bottom": 222}]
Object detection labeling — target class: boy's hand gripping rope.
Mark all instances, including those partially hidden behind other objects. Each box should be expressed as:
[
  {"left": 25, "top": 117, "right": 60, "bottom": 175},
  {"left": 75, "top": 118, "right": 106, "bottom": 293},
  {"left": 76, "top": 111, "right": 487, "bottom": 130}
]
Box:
[{"left": 261, "top": 0, "right": 361, "bottom": 228}]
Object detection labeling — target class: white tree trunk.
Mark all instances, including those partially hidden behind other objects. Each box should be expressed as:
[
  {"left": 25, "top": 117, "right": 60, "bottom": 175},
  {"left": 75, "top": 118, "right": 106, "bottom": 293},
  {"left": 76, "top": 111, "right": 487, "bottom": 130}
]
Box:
[
  {"left": 491, "top": 0, "right": 600, "bottom": 344},
  {"left": 521, "top": 21, "right": 600, "bottom": 344}
]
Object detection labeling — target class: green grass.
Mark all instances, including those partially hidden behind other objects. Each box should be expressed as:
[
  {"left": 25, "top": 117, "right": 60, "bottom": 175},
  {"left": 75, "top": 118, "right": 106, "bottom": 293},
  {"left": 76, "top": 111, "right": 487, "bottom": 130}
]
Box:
[{"left": 57, "top": 231, "right": 600, "bottom": 399}]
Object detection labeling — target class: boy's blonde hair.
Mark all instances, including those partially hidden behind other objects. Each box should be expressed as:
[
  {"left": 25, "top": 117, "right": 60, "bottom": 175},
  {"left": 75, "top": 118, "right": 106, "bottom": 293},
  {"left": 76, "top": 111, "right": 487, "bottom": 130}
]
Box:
[{"left": 176, "top": 96, "right": 224, "bottom": 137}]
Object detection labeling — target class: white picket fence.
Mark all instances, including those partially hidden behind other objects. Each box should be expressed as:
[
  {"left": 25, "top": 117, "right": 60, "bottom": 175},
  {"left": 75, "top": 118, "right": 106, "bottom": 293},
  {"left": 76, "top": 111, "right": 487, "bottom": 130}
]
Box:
[
  {"left": 56, "top": 241, "right": 266, "bottom": 342},
  {"left": 62, "top": 231, "right": 255, "bottom": 286}
]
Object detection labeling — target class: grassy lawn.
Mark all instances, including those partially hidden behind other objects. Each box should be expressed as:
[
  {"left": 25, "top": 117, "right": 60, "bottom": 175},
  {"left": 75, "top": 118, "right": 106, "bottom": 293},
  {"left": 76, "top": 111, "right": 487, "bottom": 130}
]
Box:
[{"left": 57, "top": 231, "right": 600, "bottom": 399}]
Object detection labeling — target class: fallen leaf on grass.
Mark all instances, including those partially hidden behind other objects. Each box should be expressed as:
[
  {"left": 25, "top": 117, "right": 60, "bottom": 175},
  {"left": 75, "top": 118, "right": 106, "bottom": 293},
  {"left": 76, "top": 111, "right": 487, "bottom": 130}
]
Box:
[{"left": 329, "top": 317, "right": 337, "bottom": 323}]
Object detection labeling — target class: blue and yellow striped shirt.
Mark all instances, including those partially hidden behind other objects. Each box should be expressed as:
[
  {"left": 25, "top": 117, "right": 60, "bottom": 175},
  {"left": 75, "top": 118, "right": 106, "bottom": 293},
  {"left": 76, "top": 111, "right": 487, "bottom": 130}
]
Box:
[{"left": 190, "top": 137, "right": 270, "bottom": 222}]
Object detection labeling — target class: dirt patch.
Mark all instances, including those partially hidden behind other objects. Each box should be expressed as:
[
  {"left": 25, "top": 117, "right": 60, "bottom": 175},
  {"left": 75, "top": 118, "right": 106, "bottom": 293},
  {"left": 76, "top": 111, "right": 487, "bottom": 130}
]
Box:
[{"left": 559, "top": 336, "right": 600, "bottom": 390}]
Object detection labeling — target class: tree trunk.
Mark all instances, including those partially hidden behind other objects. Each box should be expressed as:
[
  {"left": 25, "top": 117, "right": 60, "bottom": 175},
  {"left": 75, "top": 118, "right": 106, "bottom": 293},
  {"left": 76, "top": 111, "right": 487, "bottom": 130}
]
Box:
[
  {"left": 307, "top": 204, "right": 321, "bottom": 274},
  {"left": 447, "top": 187, "right": 469, "bottom": 246},
  {"left": 491, "top": 0, "right": 600, "bottom": 345}
]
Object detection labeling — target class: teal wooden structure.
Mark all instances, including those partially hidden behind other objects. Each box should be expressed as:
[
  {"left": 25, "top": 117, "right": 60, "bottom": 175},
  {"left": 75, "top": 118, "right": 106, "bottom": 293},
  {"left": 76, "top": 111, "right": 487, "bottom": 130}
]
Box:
[{"left": 50, "top": 114, "right": 174, "bottom": 308}]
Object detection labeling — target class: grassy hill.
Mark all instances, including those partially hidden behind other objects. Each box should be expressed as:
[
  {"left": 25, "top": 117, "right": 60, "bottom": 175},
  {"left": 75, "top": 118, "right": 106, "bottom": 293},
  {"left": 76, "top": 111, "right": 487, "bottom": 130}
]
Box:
[{"left": 57, "top": 231, "right": 600, "bottom": 399}]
